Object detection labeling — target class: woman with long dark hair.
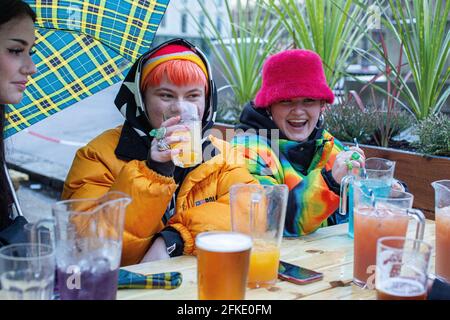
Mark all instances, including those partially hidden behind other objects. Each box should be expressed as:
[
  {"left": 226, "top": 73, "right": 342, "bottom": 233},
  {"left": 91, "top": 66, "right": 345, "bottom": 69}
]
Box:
[{"left": 0, "top": 0, "right": 37, "bottom": 236}]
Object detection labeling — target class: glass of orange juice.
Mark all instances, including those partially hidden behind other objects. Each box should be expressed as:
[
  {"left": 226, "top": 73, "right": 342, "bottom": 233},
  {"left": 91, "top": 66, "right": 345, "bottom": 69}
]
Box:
[
  {"left": 163, "top": 101, "right": 202, "bottom": 168},
  {"left": 230, "top": 184, "right": 288, "bottom": 289}
]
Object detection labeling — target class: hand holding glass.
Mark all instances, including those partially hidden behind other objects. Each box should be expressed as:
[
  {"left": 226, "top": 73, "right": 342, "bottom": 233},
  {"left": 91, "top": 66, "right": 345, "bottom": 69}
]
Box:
[{"left": 163, "top": 101, "right": 202, "bottom": 168}]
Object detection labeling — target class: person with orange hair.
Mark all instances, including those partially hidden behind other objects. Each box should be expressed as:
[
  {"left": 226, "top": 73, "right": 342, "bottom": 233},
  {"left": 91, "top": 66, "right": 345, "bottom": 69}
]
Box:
[{"left": 62, "top": 39, "right": 257, "bottom": 266}]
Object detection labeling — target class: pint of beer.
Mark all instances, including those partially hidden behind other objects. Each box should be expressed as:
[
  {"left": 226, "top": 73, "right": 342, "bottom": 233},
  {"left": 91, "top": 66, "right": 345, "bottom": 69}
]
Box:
[
  {"left": 196, "top": 232, "right": 252, "bottom": 300},
  {"left": 376, "top": 237, "right": 431, "bottom": 300}
]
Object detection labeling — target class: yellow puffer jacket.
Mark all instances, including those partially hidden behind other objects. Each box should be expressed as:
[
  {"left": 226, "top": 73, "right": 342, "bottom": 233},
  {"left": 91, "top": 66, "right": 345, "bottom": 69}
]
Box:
[{"left": 62, "top": 126, "right": 257, "bottom": 266}]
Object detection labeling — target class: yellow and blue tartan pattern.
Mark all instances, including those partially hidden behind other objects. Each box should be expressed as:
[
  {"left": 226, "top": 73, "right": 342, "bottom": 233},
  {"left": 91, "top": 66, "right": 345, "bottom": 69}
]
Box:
[
  {"left": 118, "top": 269, "right": 182, "bottom": 290},
  {"left": 5, "top": 0, "right": 169, "bottom": 138}
]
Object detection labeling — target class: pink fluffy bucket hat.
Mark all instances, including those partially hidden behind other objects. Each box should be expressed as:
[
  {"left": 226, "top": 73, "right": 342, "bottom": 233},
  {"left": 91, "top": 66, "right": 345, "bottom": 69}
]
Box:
[{"left": 254, "top": 49, "right": 334, "bottom": 108}]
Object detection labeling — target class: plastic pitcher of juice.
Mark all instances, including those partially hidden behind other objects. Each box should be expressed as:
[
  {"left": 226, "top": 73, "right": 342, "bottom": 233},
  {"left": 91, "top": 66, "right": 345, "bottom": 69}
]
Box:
[
  {"left": 51, "top": 192, "right": 131, "bottom": 300},
  {"left": 352, "top": 185, "right": 425, "bottom": 288},
  {"left": 340, "top": 158, "right": 396, "bottom": 238},
  {"left": 230, "top": 184, "right": 288, "bottom": 289},
  {"left": 432, "top": 180, "right": 450, "bottom": 283}
]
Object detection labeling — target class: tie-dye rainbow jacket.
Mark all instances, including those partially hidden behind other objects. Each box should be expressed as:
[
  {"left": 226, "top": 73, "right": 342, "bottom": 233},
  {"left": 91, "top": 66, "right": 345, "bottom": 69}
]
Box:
[{"left": 231, "top": 104, "right": 347, "bottom": 237}]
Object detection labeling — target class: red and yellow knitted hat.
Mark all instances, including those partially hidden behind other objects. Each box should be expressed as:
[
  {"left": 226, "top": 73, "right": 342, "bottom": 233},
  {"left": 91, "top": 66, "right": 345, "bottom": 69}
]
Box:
[{"left": 140, "top": 44, "right": 208, "bottom": 90}]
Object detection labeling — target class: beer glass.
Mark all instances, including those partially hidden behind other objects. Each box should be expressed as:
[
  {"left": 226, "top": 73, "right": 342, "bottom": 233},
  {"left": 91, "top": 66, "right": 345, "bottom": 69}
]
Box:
[
  {"left": 353, "top": 186, "right": 425, "bottom": 287},
  {"left": 0, "top": 243, "right": 55, "bottom": 300},
  {"left": 196, "top": 231, "right": 252, "bottom": 300},
  {"left": 163, "top": 101, "right": 202, "bottom": 168},
  {"left": 432, "top": 180, "right": 450, "bottom": 283},
  {"left": 230, "top": 184, "right": 288, "bottom": 289},
  {"left": 376, "top": 237, "right": 431, "bottom": 300}
]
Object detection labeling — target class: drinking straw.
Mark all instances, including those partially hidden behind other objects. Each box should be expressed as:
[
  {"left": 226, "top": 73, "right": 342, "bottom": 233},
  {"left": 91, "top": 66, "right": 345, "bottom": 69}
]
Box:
[{"left": 353, "top": 138, "right": 367, "bottom": 179}]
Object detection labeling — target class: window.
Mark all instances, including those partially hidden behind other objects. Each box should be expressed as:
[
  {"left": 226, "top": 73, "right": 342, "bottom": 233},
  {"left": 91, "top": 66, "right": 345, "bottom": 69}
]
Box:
[
  {"left": 216, "top": 0, "right": 222, "bottom": 7},
  {"left": 181, "top": 13, "right": 188, "bottom": 33}
]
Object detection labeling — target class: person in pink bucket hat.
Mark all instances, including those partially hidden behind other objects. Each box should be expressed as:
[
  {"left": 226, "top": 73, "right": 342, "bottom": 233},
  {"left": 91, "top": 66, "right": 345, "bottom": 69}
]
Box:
[{"left": 231, "top": 49, "right": 367, "bottom": 236}]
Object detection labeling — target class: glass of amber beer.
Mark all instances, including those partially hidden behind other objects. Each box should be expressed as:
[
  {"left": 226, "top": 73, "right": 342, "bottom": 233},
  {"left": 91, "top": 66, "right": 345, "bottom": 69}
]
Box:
[
  {"left": 196, "top": 231, "right": 252, "bottom": 300},
  {"left": 376, "top": 237, "right": 432, "bottom": 300},
  {"left": 230, "top": 184, "right": 289, "bottom": 289}
]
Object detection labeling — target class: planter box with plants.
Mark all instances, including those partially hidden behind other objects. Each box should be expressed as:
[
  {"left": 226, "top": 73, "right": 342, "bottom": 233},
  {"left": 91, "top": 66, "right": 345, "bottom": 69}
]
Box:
[{"left": 326, "top": 108, "right": 450, "bottom": 220}]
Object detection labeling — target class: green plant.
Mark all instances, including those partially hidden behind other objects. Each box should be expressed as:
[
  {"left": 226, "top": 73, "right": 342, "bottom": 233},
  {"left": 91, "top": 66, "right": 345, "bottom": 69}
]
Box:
[
  {"left": 325, "top": 90, "right": 414, "bottom": 147},
  {"left": 414, "top": 114, "right": 450, "bottom": 156},
  {"left": 368, "top": 102, "right": 414, "bottom": 147},
  {"left": 193, "top": 0, "right": 284, "bottom": 108},
  {"left": 368, "top": 0, "right": 450, "bottom": 120},
  {"left": 355, "top": 30, "right": 416, "bottom": 147},
  {"left": 215, "top": 92, "right": 242, "bottom": 125},
  {"left": 267, "top": 0, "right": 369, "bottom": 90},
  {"left": 324, "top": 92, "right": 377, "bottom": 144}
]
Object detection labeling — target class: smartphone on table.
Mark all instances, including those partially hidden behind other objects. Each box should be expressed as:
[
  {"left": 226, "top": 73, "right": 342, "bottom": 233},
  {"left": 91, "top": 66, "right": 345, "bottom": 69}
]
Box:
[{"left": 278, "top": 260, "right": 323, "bottom": 285}]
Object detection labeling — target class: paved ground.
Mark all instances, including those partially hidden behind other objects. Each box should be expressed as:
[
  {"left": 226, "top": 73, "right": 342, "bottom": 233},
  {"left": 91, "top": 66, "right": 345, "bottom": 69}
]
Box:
[
  {"left": 5, "top": 83, "right": 124, "bottom": 184},
  {"left": 15, "top": 182, "right": 59, "bottom": 222},
  {"left": 6, "top": 83, "right": 125, "bottom": 219}
]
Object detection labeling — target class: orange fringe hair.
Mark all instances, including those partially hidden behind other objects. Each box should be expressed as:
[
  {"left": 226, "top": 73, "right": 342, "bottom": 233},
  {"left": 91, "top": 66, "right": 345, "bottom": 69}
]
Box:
[{"left": 142, "top": 60, "right": 208, "bottom": 93}]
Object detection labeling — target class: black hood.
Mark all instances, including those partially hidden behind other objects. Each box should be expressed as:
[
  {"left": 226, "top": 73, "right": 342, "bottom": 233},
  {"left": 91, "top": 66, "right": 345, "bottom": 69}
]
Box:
[
  {"left": 114, "top": 38, "right": 217, "bottom": 140},
  {"left": 236, "top": 102, "right": 326, "bottom": 176}
]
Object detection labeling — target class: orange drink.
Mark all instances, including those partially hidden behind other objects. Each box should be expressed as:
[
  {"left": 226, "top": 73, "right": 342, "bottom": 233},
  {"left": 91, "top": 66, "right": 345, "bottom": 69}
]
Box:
[
  {"left": 170, "top": 121, "right": 202, "bottom": 168},
  {"left": 163, "top": 101, "right": 202, "bottom": 168},
  {"left": 352, "top": 187, "right": 425, "bottom": 288},
  {"left": 436, "top": 205, "right": 450, "bottom": 282},
  {"left": 247, "top": 239, "right": 280, "bottom": 288},
  {"left": 354, "top": 206, "right": 409, "bottom": 286},
  {"left": 230, "top": 184, "right": 289, "bottom": 289}
]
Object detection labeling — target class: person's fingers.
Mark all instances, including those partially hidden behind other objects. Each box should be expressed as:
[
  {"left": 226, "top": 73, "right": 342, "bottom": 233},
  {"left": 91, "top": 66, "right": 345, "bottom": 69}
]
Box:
[
  {"left": 336, "top": 150, "right": 365, "bottom": 164},
  {"left": 160, "top": 115, "right": 181, "bottom": 128},
  {"left": 165, "top": 124, "right": 190, "bottom": 136},
  {"left": 342, "top": 159, "right": 362, "bottom": 171},
  {"left": 391, "top": 181, "right": 405, "bottom": 192},
  {"left": 165, "top": 135, "right": 189, "bottom": 145},
  {"left": 154, "top": 149, "right": 172, "bottom": 157},
  {"left": 350, "top": 160, "right": 361, "bottom": 169},
  {"left": 170, "top": 148, "right": 182, "bottom": 157},
  {"left": 150, "top": 140, "right": 171, "bottom": 155},
  {"left": 348, "top": 147, "right": 366, "bottom": 160}
]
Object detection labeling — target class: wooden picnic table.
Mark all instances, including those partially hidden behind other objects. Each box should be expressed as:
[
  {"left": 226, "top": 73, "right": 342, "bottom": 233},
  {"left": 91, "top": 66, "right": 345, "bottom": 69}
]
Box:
[{"left": 118, "top": 219, "right": 436, "bottom": 300}]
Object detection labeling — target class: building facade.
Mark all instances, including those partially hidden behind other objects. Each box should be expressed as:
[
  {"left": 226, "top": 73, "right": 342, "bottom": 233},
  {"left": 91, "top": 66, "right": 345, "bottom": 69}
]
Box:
[{"left": 152, "top": 0, "right": 229, "bottom": 54}]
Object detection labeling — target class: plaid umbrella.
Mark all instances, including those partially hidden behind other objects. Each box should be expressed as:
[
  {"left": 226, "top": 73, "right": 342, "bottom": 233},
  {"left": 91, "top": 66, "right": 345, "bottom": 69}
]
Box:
[{"left": 5, "top": 0, "right": 169, "bottom": 138}]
